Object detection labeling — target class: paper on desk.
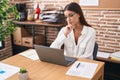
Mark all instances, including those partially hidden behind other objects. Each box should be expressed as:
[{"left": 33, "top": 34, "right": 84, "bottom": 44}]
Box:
[
  {"left": 0, "top": 62, "right": 20, "bottom": 80},
  {"left": 19, "top": 49, "right": 39, "bottom": 60},
  {"left": 66, "top": 61, "right": 98, "bottom": 78},
  {"left": 111, "top": 51, "right": 120, "bottom": 58},
  {"left": 110, "top": 51, "right": 120, "bottom": 60},
  {"left": 97, "top": 51, "right": 110, "bottom": 58}
]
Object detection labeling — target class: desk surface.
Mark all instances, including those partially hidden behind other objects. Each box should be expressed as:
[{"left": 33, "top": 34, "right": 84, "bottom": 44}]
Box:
[
  {"left": 1, "top": 53, "right": 104, "bottom": 80},
  {"left": 13, "top": 21, "right": 66, "bottom": 27}
]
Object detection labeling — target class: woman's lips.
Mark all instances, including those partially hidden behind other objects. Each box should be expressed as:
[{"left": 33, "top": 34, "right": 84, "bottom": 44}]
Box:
[{"left": 68, "top": 22, "right": 72, "bottom": 24}]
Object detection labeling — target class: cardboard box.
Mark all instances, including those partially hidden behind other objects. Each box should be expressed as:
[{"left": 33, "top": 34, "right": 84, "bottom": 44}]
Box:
[
  {"left": 13, "top": 27, "right": 30, "bottom": 45},
  {"left": 22, "top": 35, "right": 44, "bottom": 47}
]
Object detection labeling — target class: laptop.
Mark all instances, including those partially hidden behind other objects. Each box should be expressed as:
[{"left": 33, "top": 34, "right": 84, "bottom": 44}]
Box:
[{"left": 34, "top": 45, "right": 77, "bottom": 66}]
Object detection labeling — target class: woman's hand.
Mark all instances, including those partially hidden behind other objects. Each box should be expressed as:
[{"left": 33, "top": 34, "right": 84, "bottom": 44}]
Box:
[{"left": 64, "top": 24, "right": 73, "bottom": 37}]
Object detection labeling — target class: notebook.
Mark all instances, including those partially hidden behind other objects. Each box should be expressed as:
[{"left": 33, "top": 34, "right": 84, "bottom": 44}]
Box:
[{"left": 34, "top": 45, "right": 77, "bottom": 66}]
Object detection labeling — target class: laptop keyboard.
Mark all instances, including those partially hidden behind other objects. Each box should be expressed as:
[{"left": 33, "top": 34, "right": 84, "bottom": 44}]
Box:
[
  {"left": 65, "top": 56, "right": 77, "bottom": 66},
  {"left": 65, "top": 56, "right": 73, "bottom": 61},
  {"left": 66, "top": 60, "right": 71, "bottom": 64}
]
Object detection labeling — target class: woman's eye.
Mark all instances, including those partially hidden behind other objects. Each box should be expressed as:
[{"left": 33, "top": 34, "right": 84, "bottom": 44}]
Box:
[
  {"left": 64, "top": 13, "right": 75, "bottom": 19},
  {"left": 69, "top": 14, "right": 74, "bottom": 17}
]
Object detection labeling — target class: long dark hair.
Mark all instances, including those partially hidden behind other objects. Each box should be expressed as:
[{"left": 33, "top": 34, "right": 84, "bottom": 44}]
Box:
[{"left": 64, "top": 2, "right": 91, "bottom": 27}]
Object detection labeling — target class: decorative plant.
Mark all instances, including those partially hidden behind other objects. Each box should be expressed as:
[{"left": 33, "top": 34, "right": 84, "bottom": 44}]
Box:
[
  {"left": 18, "top": 68, "right": 28, "bottom": 80},
  {"left": 19, "top": 68, "right": 27, "bottom": 73},
  {"left": 0, "top": 0, "right": 18, "bottom": 41}
]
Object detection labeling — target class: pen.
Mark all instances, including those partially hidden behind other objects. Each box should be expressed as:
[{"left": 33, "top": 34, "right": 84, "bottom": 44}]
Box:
[{"left": 76, "top": 62, "right": 80, "bottom": 68}]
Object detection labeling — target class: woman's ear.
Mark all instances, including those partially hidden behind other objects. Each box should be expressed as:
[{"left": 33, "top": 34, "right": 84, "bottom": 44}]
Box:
[
  {"left": 78, "top": 14, "right": 80, "bottom": 19},
  {"left": 78, "top": 14, "right": 80, "bottom": 18}
]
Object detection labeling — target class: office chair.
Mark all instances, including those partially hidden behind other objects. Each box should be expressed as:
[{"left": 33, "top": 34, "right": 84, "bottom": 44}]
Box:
[{"left": 93, "top": 42, "right": 98, "bottom": 60}]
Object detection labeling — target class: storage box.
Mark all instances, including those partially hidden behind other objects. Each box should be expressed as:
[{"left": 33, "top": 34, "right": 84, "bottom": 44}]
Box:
[
  {"left": 22, "top": 35, "right": 44, "bottom": 47},
  {"left": 13, "top": 27, "right": 30, "bottom": 45}
]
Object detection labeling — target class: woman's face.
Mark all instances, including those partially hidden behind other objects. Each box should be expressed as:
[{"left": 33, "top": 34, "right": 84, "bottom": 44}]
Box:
[{"left": 64, "top": 10, "right": 80, "bottom": 28}]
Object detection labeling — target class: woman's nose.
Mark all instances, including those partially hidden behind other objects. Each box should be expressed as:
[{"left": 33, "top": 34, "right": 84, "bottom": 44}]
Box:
[{"left": 67, "top": 17, "right": 71, "bottom": 22}]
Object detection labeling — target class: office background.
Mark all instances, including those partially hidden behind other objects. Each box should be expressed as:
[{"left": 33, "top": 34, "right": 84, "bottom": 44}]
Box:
[
  {"left": 0, "top": 0, "right": 120, "bottom": 79},
  {"left": 0, "top": 0, "right": 119, "bottom": 59}
]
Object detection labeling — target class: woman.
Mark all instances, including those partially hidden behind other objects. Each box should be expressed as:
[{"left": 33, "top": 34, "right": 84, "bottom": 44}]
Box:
[{"left": 50, "top": 2, "right": 96, "bottom": 59}]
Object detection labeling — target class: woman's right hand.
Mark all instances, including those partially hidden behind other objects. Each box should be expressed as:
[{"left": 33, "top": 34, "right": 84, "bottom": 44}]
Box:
[{"left": 64, "top": 24, "right": 73, "bottom": 37}]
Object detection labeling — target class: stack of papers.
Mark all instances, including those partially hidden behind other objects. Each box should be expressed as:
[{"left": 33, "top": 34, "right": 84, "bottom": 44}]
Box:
[
  {"left": 19, "top": 49, "right": 39, "bottom": 60},
  {"left": 66, "top": 61, "right": 98, "bottom": 78},
  {"left": 97, "top": 51, "right": 110, "bottom": 58},
  {"left": 0, "top": 63, "right": 19, "bottom": 80},
  {"left": 110, "top": 51, "right": 120, "bottom": 61}
]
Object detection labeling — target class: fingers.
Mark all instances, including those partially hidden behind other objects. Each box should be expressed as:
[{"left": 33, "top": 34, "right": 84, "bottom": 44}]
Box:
[
  {"left": 64, "top": 24, "right": 73, "bottom": 37},
  {"left": 66, "top": 24, "right": 72, "bottom": 31}
]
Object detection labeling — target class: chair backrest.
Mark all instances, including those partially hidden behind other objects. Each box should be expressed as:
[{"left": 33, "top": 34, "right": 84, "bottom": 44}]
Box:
[{"left": 93, "top": 42, "right": 98, "bottom": 60}]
